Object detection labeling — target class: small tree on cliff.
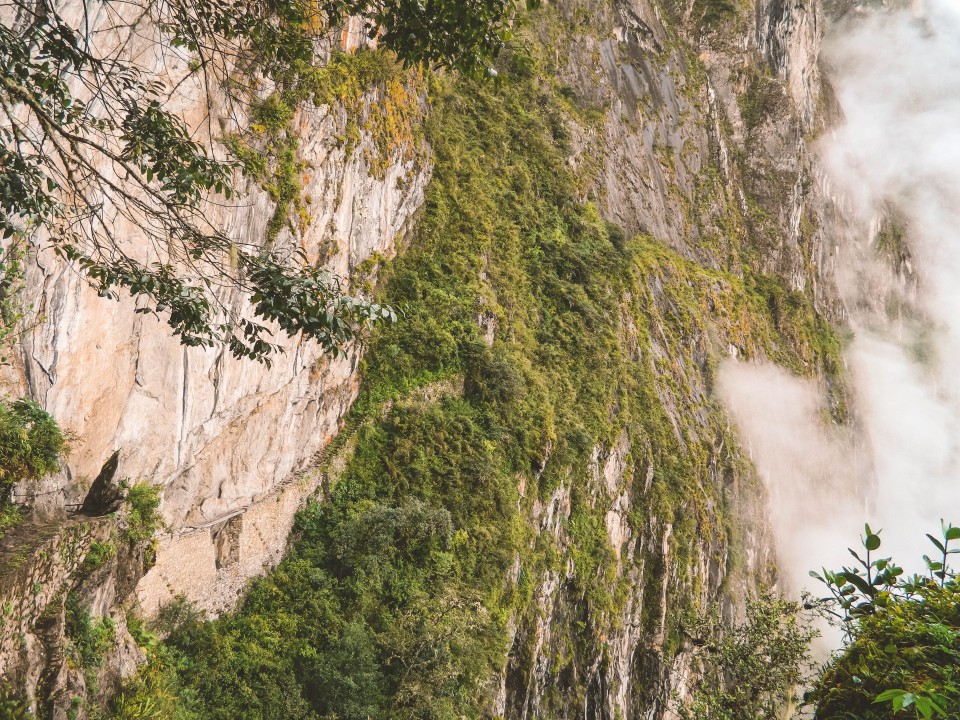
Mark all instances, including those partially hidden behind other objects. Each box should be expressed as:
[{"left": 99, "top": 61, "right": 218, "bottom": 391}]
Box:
[
  {"left": 680, "top": 594, "right": 816, "bottom": 720},
  {"left": 0, "top": 0, "right": 516, "bottom": 362}
]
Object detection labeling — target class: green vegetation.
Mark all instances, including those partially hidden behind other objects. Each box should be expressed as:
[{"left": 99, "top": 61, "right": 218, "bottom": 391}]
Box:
[
  {"left": 0, "top": 503, "right": 20, "bottom": 542},
  {"left": 84, "top": 541, "right": 118, "bottom": 570},
  {"left": 0, "top": 397, "right": 65, "bottom": 498},
  {"left": 66, "top": 590, "right": 117, "bottom": 693},
  {"left": 0, "top": 682, "right": 31, "bottom": 719},
  {"left": 692, "top": 0, "right": 737, "bottom": 28},
  {"left": 0, "top": 239, "right": 27, "bottom": 365},
  {"left": 683, "top": 525, "right": 960, "bottom": 720},
  {"left": 680, "top": 594, "right": 816, "bottom": 720},
  {"left": 0, "top": 1, "right": 862, "bottom": 716},
  {"left": 810, "top": 525, "right": 960, "bottom": 719},
  {"left": 110, "top": 10, "right": 843, "bottom": 717},
  {"left": 737, "top": 69, "right": 785, "bottom": 131},
  {"left": 226, "top": 48, "right": 412, "bottom": 248},
  {"left": 744, "top": 271, "right": 845, "bottom": 377},
  {"left": 122, "top": 483, "right": 165, "bottom": 544}
]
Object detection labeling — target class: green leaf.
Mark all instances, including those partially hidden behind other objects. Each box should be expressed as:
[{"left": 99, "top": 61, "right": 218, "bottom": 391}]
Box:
[
  {"left": 875, "top": 689, "right": 904, "bottom": 702},
  {"left": 918, "top": 698, "right": 937, "bottom": 720},
  {"left": 842, "top": 572, "right": 873, "bottom": 597}
]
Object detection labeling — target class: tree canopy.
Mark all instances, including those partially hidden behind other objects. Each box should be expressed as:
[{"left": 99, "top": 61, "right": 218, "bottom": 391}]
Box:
[{"left": 0, "top": 0, "right": 515, "bottom": 362}]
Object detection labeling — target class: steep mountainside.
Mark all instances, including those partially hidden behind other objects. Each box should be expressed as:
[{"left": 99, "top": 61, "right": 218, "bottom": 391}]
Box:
[{"left": 0, "top": 0, "right": 847, "bottom": 717}]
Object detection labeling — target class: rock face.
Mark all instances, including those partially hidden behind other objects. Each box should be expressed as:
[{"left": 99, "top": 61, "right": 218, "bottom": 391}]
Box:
[
  {"left": 490, "top": 1, "right": 842, "bottom": 717},
  {"left": 0, "top": 1, "right": 430, "bottom": 710},
  {"left": 0, "top": 0, "right": 845, "bottom": 716},
  {"left": 1, "top": 1, "right": 430, "bottom": 610}
]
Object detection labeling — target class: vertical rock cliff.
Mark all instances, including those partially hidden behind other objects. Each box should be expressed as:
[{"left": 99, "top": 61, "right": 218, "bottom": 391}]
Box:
[
  {"left": 0, "top": 2, "right": 433, "bottom": 708},
  {"left": 0, "top": 0, "right": 847, "bottom": 716}
]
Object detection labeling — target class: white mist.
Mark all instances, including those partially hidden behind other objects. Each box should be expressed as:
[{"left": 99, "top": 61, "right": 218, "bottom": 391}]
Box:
[{"left": 719, "top": 0, "right": 960, "bottom": 606}]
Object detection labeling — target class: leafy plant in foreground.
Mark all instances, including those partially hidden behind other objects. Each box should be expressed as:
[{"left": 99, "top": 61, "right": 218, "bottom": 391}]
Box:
[{"left": 811, "top": 523, "right": 960, "bottom": 719}]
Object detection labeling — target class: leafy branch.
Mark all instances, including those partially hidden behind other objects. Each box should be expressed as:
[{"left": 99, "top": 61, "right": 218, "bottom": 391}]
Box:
[
  {"left": 0, "top": 0, "right": 516, "bottom": 362},
  {"left": 810, "top": 523, "right": 960, "bottom": 719}
]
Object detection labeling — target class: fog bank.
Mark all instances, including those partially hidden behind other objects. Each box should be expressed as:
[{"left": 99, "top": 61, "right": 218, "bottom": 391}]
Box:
[{"left": 720, "top": 0, "right": 960, "bottom": 599}]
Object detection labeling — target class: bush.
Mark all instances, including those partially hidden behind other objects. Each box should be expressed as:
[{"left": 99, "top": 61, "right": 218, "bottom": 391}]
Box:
[
  {"left": 66, "top": 590, "right": 117, "bottom": 693},
  {"left": 123, "top": 483, "right": 164, "bottom": 543},
  {"left": 0, "top": 502, "right": 19, "bottom": 541},
  {"left": 0, "top": 398, "right": 65, "bottom": 496},
  {"left": 0, "top": 682, "right": 31, "bottom": 719},
  {"left": 811, "top": 524, "right": 960, "bottom": 719},
  {"left": 84, "top": 541, "right": 117, "bottom": 570},
  {"left": 680, "top": 593, "right": 816, "bottom": 720},
  {"left": 153, "top": 596, "right": 205, "bottom": 640}
]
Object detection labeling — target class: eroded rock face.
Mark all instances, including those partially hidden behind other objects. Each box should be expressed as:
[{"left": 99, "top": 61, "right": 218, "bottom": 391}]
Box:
[
  {"left": 554, "top": 0, "right": 840, "bottom": 310},
  {"left": 494, "top": 0, "right": 840, "bottom": 717},
  {"left": 0, "top": 1, "right": 431, "bottom": 625}
]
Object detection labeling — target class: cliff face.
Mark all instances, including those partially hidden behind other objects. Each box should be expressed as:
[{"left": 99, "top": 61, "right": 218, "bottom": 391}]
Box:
[
  {"left": 487, "top": 4, "right": 839, "bottom": 715},
  {"left": 0, "top": 0, "right": 844, "bottom": 717},
  {"left": 1, "top": 0, "right": 430, "bottom": 607},
  {"left": 0, "top": 2, "right": 431, "bottom": 709}
]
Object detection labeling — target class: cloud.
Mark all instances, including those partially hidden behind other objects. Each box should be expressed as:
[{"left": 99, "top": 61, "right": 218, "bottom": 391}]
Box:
[
  {"left": 717, "top": 0, "right": 960, "bottom": 615},
  {"left": 822, "top": 0, "right": 960, "bottom": 561},
  {"left": 716, "top": 362, "right": 864, "bottom": 595}
]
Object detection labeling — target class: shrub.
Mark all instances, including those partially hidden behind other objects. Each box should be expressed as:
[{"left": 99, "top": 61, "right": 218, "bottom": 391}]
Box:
[
  {"left": 0, "top": 398, "right": 65, "bottom": 496},
  {"left": 153, "top": 596, "right": 204, "bottom": 640},
  {"left": 66, "top": 590, "right": 117, "bottom": 694},
  {"left": 0, "top": 502, "right": 19, "bottom": 541},
  {"left": 0, "top": 681, "right": 31, "bottom": 719},
  {"left": 810, "top": 524, "right": 960, "bottom": 719},
  {"left": 84, "top": 541, "right": 117, "bottom": 570},
  {"left": 680, "top": 593, "right": 816, "bottom": 720},
  {"left": 123, "top": 483, "right": 164, "bottom": 543}
]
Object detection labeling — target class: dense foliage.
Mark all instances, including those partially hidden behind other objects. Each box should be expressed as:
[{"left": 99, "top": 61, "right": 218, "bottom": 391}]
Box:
[
  {"left": 680, "top": 594, "right": 815, "bottom": 720},
  {"left": 0, "top": 0, "right": 513, "bottom": 362},
  {"left": 811, "top": 525, "right": 960, "bottom": 719},
  {"left": 0, "top": 397, "right": 65, "bottom": 497},
  {"left": 0, "top": 683, "right": 31, "bottom": 719},
  {"left": 122, "top": 483, "right": 166, "bottom": 544},
  {"left": 66, "top": 590, "right": 118, "bottom": 695}
]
